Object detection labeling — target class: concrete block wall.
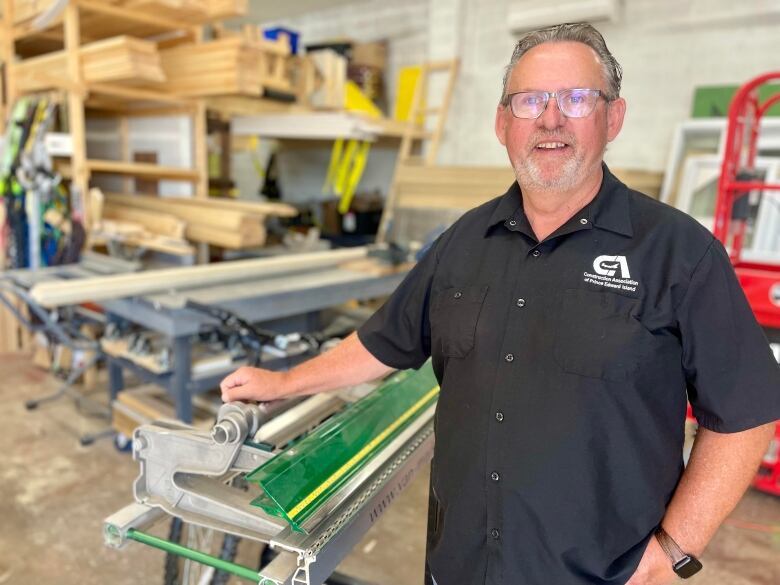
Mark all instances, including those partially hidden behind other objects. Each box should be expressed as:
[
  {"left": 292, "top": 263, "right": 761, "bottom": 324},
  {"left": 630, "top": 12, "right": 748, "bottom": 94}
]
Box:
[{"left": 259, "top": 0, "right": 780, "bottom": 173}]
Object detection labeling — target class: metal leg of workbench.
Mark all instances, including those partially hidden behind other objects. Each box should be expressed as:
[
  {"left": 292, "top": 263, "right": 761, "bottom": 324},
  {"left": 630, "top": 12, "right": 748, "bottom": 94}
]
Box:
[
  {"left": 25, "top": 352, "right": 105, "bottom": 416},
  {"left": 171, "top": 336, "right": 193, "bottom": 424},
  {"left": 108, "top": 359, "right": 125, "bottom": 401},
  {"left": 25, "top": 352, "right": 116, "bottom": 446}
]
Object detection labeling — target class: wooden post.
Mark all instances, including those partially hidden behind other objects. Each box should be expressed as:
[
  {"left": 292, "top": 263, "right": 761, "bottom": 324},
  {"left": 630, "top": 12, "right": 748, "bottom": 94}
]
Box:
[
  {"left": 193, "top": 99, "right": 208, "bottom": 199},
  {"left": 64, "top": 2, "right": 90, "bottom": 228},
  {"left": 1, "top": 0, "right": 17, "bottom": 134},
  {"left": 193, "top": 98, "right": 209, "bottom": 263},
  {"left": 119, "top": 115, "right": 132, "bottom": 194},
  {"left": 425, "top": 60, "right": 459, "bottom": 165}
]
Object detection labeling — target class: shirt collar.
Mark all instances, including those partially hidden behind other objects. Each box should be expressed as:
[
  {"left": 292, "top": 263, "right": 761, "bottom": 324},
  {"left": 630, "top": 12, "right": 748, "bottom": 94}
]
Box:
[{"left": 484, "top": 163, "right": 633, "bottom": 239}]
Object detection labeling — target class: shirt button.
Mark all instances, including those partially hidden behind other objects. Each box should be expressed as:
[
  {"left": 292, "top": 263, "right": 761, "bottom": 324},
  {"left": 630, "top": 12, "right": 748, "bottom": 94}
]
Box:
[
  {"left": 504, "top": 353, "right": 514, "bottom": 362},
  {"left": 516, "top": 298, "right": 526, "bottom": 307},
  {"left": 508, "top": 219, "right": 517, "bottom": 226},
  {"left": 491, "top": 528, "right": 500, "bottom": 540},
  {"left": 491, "top": 471, "right": 500, "bottom": 481},
  {"left": 495, "top": 411, "right": 504, "bottom": 422},
  {"left": 532, "top": 250, "right": 541, "bottom": 257},
  {"left": 453, "top": 291, "right": 462, "bottom": 299},
  {"left": 580, "top": 218, "right": 588, "bottom": 225}
]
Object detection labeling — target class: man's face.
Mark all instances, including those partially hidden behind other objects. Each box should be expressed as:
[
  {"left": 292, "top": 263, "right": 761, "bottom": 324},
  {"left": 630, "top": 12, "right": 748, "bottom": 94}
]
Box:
[{"left": 495, "top": 41, "right": 626, "bottom": 194}]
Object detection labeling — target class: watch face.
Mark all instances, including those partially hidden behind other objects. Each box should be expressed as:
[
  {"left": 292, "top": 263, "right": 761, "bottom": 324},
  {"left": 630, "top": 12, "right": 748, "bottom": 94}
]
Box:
[{"left": 674, "top": 556, "right": 703, "bottom": 579}]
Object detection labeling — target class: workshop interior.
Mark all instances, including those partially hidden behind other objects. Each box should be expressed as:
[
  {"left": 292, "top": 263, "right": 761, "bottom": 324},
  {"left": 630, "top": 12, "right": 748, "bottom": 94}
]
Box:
[{"left": 0, "top": 1, "right": 778, "bottom": 584}]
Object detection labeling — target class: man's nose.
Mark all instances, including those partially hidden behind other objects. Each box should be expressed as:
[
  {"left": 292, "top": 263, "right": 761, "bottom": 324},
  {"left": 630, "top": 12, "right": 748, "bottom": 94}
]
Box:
[{"left": 536, "top": 97, "right": 565, "bottom": 129}]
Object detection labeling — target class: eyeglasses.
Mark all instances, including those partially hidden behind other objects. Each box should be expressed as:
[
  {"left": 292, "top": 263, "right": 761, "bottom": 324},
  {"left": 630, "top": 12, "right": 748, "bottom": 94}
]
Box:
[{"left": 506, "top": 88, "right": 607, "bottom": 119}]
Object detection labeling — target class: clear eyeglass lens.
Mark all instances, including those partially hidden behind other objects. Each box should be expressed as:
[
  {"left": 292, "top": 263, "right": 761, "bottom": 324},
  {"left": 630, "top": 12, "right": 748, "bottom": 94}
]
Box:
[
  {"left": 558, "top": 89, "right": 599, "bottom": 117},
  {"left": 510, "top": 89, "right": 600, "bottom": 119}
]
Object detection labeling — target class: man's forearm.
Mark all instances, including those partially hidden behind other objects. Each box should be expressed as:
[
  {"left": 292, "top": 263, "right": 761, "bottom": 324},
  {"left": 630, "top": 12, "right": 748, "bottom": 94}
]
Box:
[
  {"left": 659, "top": 423, "right": 775, "bottom": 555},
  {"left": 283, "top": 332, "right": 394, "bottom": 397}
]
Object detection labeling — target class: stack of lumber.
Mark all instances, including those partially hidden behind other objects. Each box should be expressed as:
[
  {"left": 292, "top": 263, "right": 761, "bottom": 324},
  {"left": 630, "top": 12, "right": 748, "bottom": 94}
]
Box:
[
  {"left": 104, "top": 192, "right": 298, "bottom": 249},
  {"left": 14, "top": 35, "right": 165, "bottom": 93},
  {"left": 152, "top": 35, "right": 293, "bottom": 97},
  {"left": 8, "top": 0, "right": 247, "bottom": 56},
  {"left": 9, "top": 0, "right": 247, "bottom": 27},
  {"left": 95, "top": 202, "right": 194, "bottom": 256},
  {"left": 391, "top": 164, "right": 666, "bottom": 212}
]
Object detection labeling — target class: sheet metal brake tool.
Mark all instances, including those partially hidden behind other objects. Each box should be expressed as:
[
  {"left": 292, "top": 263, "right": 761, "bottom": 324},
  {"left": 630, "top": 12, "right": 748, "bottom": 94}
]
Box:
[{"left": 104, "top": 362, "right": 439, "bottom": 584}]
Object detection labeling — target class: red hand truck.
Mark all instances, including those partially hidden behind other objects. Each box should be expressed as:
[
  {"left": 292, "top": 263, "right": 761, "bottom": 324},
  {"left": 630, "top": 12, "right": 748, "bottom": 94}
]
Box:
[{"left": 693, "top": 72, "right": 780, "bottom": 495}]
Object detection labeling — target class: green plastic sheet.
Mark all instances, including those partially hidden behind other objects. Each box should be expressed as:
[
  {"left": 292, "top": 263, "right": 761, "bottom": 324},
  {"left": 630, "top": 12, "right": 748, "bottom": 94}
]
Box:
[{"left": 246, "top": 362, "right": 438, "bottom": 533}]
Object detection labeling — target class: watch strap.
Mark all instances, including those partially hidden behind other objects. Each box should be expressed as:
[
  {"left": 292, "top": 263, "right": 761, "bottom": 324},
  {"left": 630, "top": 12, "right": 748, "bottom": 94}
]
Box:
[
  {"left": 654, "top": 527, "right": 703, "bottom": 579},
  {"left": 654, "top": 526, "right": 686, "bottom": 563}
]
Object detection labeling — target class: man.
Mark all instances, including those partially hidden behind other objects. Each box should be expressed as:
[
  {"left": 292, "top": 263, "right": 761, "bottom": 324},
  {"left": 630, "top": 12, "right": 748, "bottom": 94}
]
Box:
[{"left": 221, "top": 23, "right": 780, "bottom": 585}]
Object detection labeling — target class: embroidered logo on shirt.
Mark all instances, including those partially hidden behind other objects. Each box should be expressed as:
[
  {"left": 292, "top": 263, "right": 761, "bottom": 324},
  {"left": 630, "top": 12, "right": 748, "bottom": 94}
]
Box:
[
  {"left": 593, "top": 255, "right": 631, "bottom": 278},
  {"left": 771, "top": 282, "right": 780, "bottom": 308},
  {"left": 584, "top": 255, "right": 639, "bottom": 293}
]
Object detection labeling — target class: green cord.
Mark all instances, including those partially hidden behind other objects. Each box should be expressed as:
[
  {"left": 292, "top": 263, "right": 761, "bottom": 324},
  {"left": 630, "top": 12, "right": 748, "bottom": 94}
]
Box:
[{"left": 127, "top": 528, "right": 263, "bottom": 583}]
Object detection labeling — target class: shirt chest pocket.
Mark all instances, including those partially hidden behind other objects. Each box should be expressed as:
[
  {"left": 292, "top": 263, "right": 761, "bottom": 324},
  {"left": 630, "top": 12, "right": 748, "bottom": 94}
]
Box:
[
  {"left": 554, "top": 288, "right": 653, "bottom": 381},
  {"left": 431, "top": 284, "right": 489, "bottom": 358}
]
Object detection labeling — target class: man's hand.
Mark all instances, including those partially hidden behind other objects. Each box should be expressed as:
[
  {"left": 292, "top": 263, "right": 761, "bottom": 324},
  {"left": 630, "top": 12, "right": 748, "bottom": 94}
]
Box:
[
  {"left": 220, "top": 366, "right": 287, "bottom": 402},
  {"left": 625, "top": 535, "right": 677, "bottom": 585}
]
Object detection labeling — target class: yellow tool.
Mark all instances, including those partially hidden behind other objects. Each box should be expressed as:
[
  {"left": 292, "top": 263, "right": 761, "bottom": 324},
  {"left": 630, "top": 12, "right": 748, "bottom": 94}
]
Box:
[
  {"left": 321, "top": 81, "right": 381, "bottom": 211},
  {"left": 332, "top": 139, "right": 358, "bottom": 196},
  {"left": 338, "top": 141, "right": 370, "bottom": 214},
  {"left": 323, "top": 138, "right": 344, "bottom": 194}
]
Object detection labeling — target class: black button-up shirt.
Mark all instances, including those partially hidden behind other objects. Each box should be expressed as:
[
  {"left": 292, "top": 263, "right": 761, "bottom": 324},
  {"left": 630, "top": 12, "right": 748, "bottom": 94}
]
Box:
[{"left": 358, "top": 165, "right": 780, "bottom": 585}]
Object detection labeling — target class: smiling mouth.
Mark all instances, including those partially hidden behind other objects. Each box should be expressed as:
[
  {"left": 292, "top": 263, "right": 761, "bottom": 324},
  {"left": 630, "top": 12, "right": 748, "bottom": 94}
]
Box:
[{"left": 535, "top": 141, "right": 569, "bottom": 150}]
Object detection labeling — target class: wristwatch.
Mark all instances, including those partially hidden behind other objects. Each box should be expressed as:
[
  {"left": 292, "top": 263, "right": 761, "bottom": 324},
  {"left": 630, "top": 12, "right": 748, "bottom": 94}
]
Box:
[{"left": 654, "top": 527, "right": 703, "bottom": 579}]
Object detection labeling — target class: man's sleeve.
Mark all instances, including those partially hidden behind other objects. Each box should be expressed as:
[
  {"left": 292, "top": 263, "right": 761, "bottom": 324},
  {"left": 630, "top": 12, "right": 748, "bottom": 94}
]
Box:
[
  {"left": 357, "top": 239, "right": 441, "bottom": 371},
  {"left": 677, "top": 239, "right": 780, "bottom": 432}
]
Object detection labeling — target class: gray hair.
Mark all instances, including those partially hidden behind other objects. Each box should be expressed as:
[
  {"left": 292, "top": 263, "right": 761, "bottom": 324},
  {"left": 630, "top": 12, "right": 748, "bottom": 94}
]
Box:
[{"left": 499, "top": 22, "right": 623, "bottom": 105}]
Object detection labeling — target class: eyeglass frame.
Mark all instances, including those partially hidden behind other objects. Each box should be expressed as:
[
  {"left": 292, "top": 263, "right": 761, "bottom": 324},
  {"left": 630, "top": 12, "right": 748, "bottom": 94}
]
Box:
[{"left": 504, "top": 88, "right": 612, "bottom": 119}]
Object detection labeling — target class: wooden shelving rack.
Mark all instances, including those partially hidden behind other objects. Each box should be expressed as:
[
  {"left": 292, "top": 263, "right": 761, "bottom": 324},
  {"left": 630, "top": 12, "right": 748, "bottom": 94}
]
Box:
[
  {"left": 0, "top": 1, "right": 228, "bottom": 228},
  {"left": 1, "top": 1, "right": 447, "bottom": 255},
  {"left": 0, "top": 0, "right": 305, "bottom": 252}
]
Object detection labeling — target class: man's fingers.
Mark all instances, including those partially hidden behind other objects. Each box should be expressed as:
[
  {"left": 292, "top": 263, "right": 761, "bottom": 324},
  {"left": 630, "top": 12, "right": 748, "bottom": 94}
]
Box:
[
  {"left": 222, "top": 383, "right": 258, "bottom": 403},
  {"left": 220, "top": 368, "right": 248, "bottom": 393}
]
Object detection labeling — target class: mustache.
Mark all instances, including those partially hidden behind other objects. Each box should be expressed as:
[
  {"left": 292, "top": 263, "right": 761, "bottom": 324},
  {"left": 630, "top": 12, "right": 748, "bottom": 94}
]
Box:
[{"left": 529, "top": 132, "right": 576, "bottom": 147}]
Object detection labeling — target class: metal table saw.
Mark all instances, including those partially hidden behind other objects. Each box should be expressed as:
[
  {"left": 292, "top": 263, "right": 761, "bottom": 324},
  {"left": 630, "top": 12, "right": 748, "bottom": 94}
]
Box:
[
  {"left": 2, "top": 246, "right": 409, "bottom": 424},
  {"left": 99, "top": 252, "right": 409, "bottom": 422}
]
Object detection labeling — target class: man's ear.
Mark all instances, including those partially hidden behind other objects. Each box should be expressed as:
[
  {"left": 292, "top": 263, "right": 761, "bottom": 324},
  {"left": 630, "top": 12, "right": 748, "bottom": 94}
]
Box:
[
  {"left": 606, "top": 97, "right": 626, "bottom": 142},
  {"left": 495, "top": 105, "right": 509, "bottom": 146}
]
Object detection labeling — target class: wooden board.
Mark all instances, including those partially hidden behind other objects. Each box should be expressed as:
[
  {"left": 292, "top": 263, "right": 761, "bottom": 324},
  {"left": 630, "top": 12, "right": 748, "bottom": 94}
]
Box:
[
  {"left": 105, "top": 191, "right": 297, "bottom": 218},
  {"left": 112, "top": 382, "right": 216, "bottom": 436},
  {"left": 14, "top": 35, "right": 165, "bottom": 92},
  {"left": 88, "top": 159, "right": 200, "bottom": 181},
  {"left": 185, "top": 221, "right": 266, "bottom": 248},
  {"left": 394, "top": 164, "right": 515, "bottom": 211},
  {"left": 103, "top": 202, "right": 185, "bottom": 238},
  {"left": 150, "top": 36, "right": 293, "bottom": 97},
  {"left": 11, "top": 0, "right": 247, "bottom": 29},
  {"left": 392, "top": 164, "right": 666, "bottom": 211},
  {"left": 106, "top": 193, "right": 263, "bottom": 231},
  {"left": 101, "top": 337, "right": 168, "bottom": 373}
]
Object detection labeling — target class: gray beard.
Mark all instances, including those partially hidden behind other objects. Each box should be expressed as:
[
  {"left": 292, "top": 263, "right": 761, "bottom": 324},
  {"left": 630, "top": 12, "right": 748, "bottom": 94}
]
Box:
[{"left": 512, "top": 144, "right": 605, "bottom": 193}]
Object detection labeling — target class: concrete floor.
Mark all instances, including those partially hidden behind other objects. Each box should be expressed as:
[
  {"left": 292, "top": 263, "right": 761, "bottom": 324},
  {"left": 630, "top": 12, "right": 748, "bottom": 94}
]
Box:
[{"left": 0, "top": 354, "right": 778, "bottom": 585}]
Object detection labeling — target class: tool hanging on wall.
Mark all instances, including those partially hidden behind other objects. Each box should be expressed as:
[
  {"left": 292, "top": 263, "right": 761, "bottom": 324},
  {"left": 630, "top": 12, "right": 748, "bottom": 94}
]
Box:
[
  {"left": 1, "top": 96, "right": 79, "bottom": 269},
  {"left": 1, "top": 98, "right": 36, "bottom": 270}
]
